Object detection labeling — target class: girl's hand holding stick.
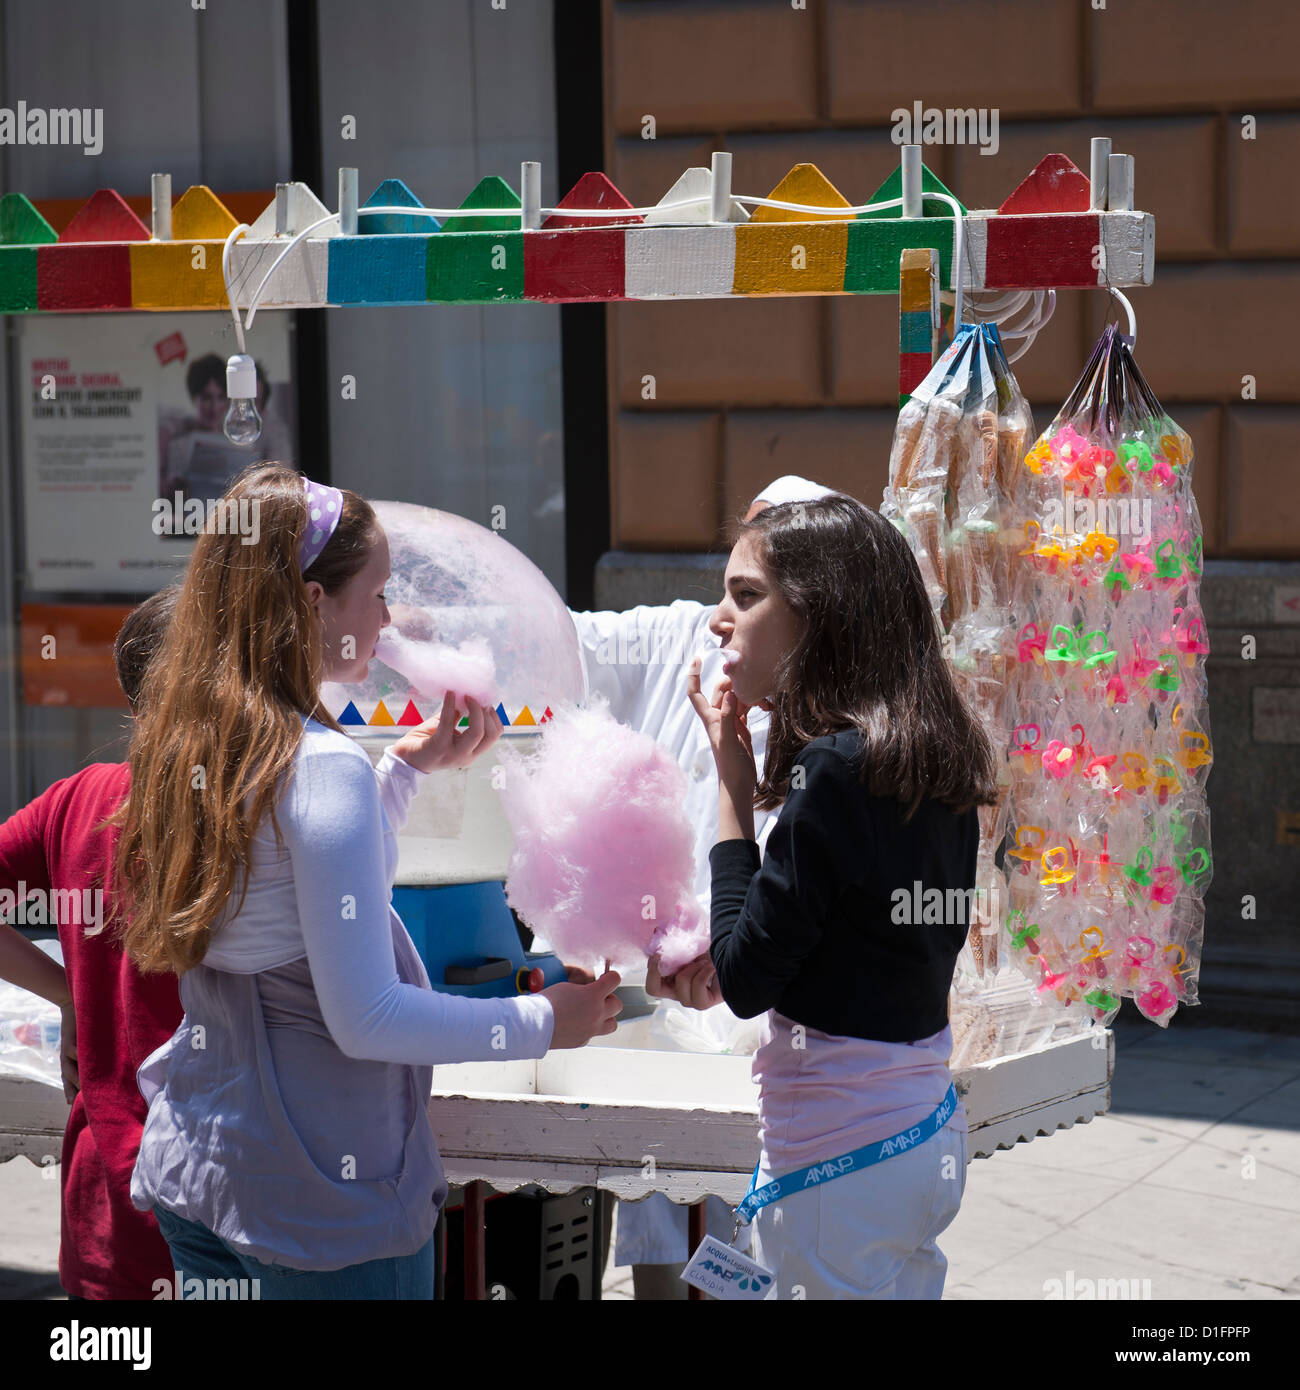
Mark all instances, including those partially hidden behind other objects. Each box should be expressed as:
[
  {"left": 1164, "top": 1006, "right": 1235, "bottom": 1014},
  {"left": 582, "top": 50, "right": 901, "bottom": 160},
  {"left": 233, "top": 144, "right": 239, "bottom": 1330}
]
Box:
[
  {"left": 685, "top": 656, "right": 757, "bottom": 841},
  {"left": 647, "top": 658, "right": 759, "bottom": 1010},
  {"left": 391, "top": 691, "right": 502, "bottom": 773}
]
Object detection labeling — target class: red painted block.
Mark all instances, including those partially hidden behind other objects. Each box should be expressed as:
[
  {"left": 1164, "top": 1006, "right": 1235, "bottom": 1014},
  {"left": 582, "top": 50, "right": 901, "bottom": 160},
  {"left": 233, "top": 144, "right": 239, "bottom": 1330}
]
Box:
[
  {"left": 37, "top": 244, "right": 133, "bottom": 309},
  {"left": 899, "top": 351, "right": 932, "bottom": 395},
  {"left": 524, "top": 228, "right": 627, "bottom": 302},
  {"left": 543, "top": 171, "right": 643, "bottom": 230},
  {"left": 998, "top": 154, "right": 1091, "bottom": 215},
  {"left": 985, "top": 212, "right": 1100, "bottom": 289},
  {"left": 58, "top": 189, "right": 149, "bottom": 243}
]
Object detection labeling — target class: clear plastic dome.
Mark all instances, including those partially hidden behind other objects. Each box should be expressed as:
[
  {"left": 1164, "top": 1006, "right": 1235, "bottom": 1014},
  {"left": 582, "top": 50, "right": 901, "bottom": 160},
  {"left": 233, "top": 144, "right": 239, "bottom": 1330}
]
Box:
[{"left": 319, "top": 499, "right": 583, "bottom": 732}]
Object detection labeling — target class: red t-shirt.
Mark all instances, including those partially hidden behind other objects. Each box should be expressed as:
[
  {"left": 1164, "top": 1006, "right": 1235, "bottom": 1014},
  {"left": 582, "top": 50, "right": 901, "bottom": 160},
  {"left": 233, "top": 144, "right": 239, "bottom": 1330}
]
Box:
[{"left": 0, "top": 763, "right": 182, "bottom": 1300}]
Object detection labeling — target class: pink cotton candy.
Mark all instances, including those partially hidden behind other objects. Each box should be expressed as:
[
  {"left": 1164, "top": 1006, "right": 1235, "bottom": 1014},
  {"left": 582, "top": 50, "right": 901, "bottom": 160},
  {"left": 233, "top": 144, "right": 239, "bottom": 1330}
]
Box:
[
  {"left": 496, "top": 697, "right": 710, "bottom": 975},
  {"left": 375, "top": 629, "right": 498, "bottom": 709}
]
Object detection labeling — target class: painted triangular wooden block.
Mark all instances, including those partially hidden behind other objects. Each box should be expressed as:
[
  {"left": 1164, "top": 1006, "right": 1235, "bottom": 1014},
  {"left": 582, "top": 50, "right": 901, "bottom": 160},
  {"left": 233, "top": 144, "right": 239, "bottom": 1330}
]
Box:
[
  {"left": 59, "top": 189, "right": 149, "bottom": 242},
  {"left": 643, "top": 167, "right": 749, "bottom": 225},
  {"left": 369, "top": 699, "right": 396, "bottom": 726},
  {"left": 0, "top": 194, "right": 58, "bottom": 245},
  {"left": 362, "top": 178, "right": 434, "bottom": 235},
  {"left": 858, "top": 165, "right": 966, "bottom": 220},
  {"left": 247, "top": 183, "right": 339, "bottom": 239},
  {"left": 513, "top": 705, "right": 537, "bottom": 726},
  {"left": 170, "top": 185, "right": 238, "bottom": 240},
  {"left": 337, "top": 700, "right": 366, "bottom": 725},
  {"left": 998, "top": 154, "right": 1091, "bottom": 215},
  {"left": 396, "top": 699, "right": 423, "bottom": 725},
  {"left": 543, "top": 172, "right": 642, "bottom": 229},
  {"left": 750, "top": 164, "right": 852, "bottom": 223},
  {"left": 440, "top": 176, "right": 520, "bottom": 233}
]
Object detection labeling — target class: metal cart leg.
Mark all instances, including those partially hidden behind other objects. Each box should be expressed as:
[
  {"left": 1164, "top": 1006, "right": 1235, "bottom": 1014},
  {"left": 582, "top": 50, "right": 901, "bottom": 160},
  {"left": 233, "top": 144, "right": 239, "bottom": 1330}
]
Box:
[
  {"left": 686, "top": 1200, "right": 706, "bottom": 1302},
  {"left": 464, "top": 1179, "right": 487, "bottom": 1300}
]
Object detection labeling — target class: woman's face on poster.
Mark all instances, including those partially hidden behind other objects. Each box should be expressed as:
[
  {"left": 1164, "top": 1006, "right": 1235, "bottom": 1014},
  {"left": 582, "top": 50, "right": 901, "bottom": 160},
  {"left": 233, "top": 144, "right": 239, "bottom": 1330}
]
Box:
[{"left": 192, "top": 379, "right": 227, "bottom": 433}]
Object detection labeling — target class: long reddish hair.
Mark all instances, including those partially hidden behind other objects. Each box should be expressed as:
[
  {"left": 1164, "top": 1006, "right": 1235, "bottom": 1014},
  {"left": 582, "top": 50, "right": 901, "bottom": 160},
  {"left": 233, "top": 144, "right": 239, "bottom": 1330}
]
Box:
[{"left": 107, "top": 463, "right": 377, "bottom": 973}]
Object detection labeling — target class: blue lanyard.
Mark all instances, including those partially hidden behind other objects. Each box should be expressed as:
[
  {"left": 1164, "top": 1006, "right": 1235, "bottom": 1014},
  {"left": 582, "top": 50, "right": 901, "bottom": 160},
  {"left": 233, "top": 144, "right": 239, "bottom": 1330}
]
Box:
[{"left": 734, "top": 1082, "right": 959, "bottom": 1228}]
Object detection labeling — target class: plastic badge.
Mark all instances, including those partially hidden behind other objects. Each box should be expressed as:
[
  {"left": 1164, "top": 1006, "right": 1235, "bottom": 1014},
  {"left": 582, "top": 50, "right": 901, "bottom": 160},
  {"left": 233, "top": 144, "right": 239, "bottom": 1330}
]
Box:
[{"left": 680, "top": 1235, "right": 775, "bottom": 1301}]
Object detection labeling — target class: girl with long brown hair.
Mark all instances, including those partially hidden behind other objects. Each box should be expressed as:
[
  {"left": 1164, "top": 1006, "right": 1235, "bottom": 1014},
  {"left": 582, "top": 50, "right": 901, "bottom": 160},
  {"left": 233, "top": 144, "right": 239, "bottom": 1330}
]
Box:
[
  {"left": 658, "top": 493, "right": 998, "bottom": 1300},
  {"left": 110, "top": 462, "right": 620, "bottom": 1299}
]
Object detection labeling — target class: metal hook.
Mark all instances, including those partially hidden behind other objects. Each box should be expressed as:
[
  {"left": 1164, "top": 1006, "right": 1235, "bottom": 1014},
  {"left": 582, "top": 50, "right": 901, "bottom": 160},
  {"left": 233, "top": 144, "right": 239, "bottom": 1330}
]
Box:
[{"left": 1108, "top": 286, "right": 1137, "bottom": 346}]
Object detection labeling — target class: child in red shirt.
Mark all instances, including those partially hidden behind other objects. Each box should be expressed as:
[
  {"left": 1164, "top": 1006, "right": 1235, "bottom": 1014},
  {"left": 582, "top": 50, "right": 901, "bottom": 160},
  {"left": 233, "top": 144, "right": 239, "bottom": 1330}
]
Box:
[{"left": 0, "top": 586, "right": 181, "bottom": 1299}]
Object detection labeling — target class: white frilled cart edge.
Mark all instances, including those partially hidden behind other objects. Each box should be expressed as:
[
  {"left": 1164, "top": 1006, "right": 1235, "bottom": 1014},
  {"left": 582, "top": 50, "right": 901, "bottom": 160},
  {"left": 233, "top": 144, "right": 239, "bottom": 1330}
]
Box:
[
  {"left": 0, "top": 1029, "right": 1112, "bottom": 1199},
  {"left": 427, "top": 1027, "right": 1112, "bottom": 1206}
]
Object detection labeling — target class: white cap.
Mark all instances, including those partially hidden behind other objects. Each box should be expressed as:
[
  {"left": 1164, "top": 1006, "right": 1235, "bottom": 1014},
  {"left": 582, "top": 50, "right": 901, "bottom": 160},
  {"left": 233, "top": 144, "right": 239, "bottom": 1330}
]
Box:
[
  {"left": 226, "top": 353, "right": 257, "bottom": 399},
  {"left": 751, "top": 474, "right": 836, "bottom": 508}
]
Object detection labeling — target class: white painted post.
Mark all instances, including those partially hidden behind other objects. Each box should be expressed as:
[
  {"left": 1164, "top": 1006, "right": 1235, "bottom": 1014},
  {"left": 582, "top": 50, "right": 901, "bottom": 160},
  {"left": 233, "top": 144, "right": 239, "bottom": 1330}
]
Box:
[
  {"left": 151, "top": 173, "right": 171, "bottom": 241},
  {"left": 338, "top": 168, "right": 358, "bottom": 236},
  {"left": 710, "top": 151, "right": 733, "bottom": 223},
  {"left": 901, "top": 144, "right": 922, "bottom": 219},
  {"left": 1108, "top": 153, "right": 1134, "bottom": 212},
  {"left": 520, "top": 161, "right": 541, "bottom": 230},
  {"left": 1090, "top": 137, "right": 1111, "bottom": 212}
]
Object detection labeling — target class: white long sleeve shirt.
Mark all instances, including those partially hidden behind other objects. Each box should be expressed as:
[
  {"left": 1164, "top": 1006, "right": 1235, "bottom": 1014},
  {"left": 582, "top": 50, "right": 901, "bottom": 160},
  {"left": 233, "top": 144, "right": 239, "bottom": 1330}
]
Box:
[
  {"left": 132, "top": 713, "right": 554, "bottom": 1270},
  {"left": 191, "top": 714, "right": 555, "bottom": 1063}
]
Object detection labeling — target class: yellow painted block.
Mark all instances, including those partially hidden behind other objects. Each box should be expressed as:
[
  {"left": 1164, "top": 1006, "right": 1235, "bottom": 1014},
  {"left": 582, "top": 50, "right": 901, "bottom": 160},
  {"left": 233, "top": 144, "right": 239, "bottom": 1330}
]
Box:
[
  {"left": 171, "top": 185, "right": 238, "bottom": 240},
  {"left": 514, "top": 705, "right": 537, "bottom": 726},
  {"left": 900, "top": 247, "right": 935, "bottom": 313},
  {"left": 733, "top": 220, "right": 848, "bottom": 295},
  {"left": 130, "top": 242, "right": 229, "bottom": 308},
  {"left": 369, "top": 699, "right": 396, "bottom": 726},
  {"left": 750, "top": 163, "right": 853, "bottom": 224}
]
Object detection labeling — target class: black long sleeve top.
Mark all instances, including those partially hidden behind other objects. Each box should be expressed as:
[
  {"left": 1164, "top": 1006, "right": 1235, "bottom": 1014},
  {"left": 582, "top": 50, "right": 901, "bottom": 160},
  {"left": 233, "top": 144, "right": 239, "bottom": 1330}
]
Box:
[{"left": 708, "top": 732, "right": 979, "bottom": 1043}]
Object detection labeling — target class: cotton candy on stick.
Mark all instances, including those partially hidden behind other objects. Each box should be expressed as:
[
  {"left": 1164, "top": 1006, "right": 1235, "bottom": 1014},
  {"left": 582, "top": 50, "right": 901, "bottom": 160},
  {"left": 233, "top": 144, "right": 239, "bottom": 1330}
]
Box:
[
  {"left": 495, "top": 696, "right": 710, "bottom": 974},
  {"left": 375, "top": 629, "right": 498, "bottom": 710}
]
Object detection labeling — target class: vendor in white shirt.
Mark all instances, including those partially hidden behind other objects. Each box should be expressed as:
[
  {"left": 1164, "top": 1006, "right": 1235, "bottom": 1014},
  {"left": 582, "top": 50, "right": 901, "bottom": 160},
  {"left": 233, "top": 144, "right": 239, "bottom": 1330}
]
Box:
[{"left": 568, "top": 474, "right": 835, "bottom": 1300}]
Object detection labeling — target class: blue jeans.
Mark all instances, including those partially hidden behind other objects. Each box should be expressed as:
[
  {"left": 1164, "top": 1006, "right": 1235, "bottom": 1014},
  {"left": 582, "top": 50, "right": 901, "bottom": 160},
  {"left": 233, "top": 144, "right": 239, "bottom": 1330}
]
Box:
[{"left": 153, "top": 1206, "right": 435, "bottom": 1301}]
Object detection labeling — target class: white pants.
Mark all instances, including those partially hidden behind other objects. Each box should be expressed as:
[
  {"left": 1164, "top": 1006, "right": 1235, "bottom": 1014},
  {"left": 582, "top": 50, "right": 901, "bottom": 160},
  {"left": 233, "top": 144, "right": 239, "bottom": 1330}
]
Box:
[
  {"left": 614, "top": 1193, "right": 750, "bottom": 1266},
  {"left": 750, "top": 1122, "right": 967, "bottom": 1300}
]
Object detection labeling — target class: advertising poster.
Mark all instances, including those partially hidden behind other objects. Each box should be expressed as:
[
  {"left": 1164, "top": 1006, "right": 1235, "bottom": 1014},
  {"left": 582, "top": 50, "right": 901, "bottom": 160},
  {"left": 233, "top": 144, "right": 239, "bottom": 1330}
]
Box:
[{"left": 18, "top": 311, "right": 295, "bottom": 594}]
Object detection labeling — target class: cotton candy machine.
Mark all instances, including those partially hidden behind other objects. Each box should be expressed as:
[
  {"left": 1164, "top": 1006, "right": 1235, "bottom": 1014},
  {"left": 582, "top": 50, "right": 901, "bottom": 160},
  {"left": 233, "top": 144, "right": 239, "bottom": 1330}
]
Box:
[{"left": 320, "top": 501, "right": 585, "bottom": 997}]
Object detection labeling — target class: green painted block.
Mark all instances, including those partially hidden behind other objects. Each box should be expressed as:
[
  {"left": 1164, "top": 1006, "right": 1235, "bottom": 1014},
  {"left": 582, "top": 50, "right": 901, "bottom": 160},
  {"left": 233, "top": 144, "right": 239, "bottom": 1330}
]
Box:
[
  {"left": 0, "top": 193, "right": 58, "bottom": 246},
  {"left": 844, "top": 220, "right": 955, "bottom": 294},
  {"left": 427, "top": 230, "right": 524, "bottom": 302},
  {"left": 858, "top": 164, "right": 966, "bottom": 222},
  {"left": 845, "top": 162, "right": 964, "bottom": 293},
  {"left": 440, "top": 176, "right": 521, "bottom": 234},
  {"left": 0, "top": 246, "right": 39, "bottom": 310}
]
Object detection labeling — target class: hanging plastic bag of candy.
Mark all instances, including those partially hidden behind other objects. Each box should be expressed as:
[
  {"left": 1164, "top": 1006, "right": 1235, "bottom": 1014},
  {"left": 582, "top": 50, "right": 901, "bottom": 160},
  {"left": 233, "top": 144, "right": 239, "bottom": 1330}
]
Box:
[
  {"left": 883, "top": 323, "right": 1036, "bottom": 981},
  {"left": 1002, "top": 322, "right": 1211, "bottom": 1027}
]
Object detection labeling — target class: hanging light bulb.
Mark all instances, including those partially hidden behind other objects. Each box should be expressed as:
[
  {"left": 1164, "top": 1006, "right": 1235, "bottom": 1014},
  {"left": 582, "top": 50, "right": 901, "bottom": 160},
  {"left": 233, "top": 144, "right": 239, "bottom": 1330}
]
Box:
[{"left": 224, "top": 353, "right": 263, "bottom": 445}]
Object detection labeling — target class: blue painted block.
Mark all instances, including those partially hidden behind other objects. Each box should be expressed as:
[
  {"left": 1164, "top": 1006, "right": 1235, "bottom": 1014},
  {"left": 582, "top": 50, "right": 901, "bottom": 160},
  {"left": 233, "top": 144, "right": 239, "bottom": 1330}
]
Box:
[
  {"left": 900, "top": 309, "right": 933, "bottom": 354},
  {"left": 328, "top": 234, "right": 433, "bottom": 304},
  {"left": 360, "top": 178, "right": 436, "bottom": 236}
]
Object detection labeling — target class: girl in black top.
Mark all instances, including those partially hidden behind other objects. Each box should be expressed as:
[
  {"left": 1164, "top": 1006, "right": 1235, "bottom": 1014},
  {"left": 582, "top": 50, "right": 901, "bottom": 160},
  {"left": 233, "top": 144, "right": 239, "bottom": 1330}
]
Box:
[{"left": 651, "top": 494, "right": 997, "bottom": 1299}]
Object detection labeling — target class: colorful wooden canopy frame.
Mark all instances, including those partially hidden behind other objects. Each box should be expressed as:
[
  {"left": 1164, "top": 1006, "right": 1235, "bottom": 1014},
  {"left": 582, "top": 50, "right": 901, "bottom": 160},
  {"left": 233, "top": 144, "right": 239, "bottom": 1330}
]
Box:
[
  {"left": 899, "top": 246, "right": 942, "bottom": 406},
  {"left": 0, "top": 147, "right": 1153, "bottom": 316}
]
